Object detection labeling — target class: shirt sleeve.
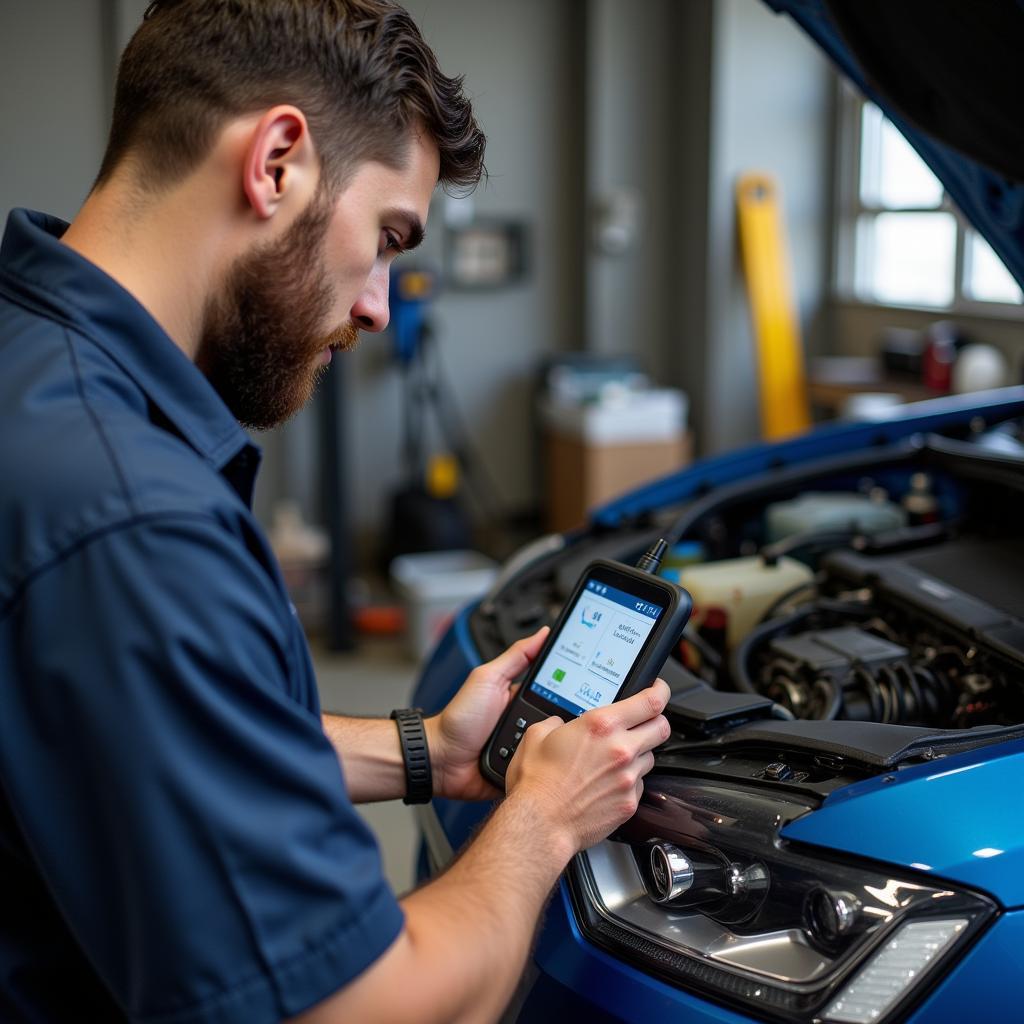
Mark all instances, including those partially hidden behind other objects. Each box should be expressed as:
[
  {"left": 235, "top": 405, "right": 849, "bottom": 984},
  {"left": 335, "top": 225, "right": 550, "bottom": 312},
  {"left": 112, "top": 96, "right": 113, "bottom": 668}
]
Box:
[{"left": 0, "top": 513, "right": 404, "bottom": 1024}]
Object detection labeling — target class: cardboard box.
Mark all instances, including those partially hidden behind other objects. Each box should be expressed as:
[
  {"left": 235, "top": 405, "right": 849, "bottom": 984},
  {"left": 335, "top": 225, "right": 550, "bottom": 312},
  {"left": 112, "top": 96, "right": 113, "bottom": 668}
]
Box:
[{"left": 540, "top": 390, "right": 691, "bottom": 533}]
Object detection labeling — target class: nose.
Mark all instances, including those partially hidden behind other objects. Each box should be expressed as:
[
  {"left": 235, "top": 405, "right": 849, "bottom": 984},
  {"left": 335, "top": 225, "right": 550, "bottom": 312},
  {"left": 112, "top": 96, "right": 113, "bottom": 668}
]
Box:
[{"left": 350, "top": 261, "right": 390, "bottom": 333}]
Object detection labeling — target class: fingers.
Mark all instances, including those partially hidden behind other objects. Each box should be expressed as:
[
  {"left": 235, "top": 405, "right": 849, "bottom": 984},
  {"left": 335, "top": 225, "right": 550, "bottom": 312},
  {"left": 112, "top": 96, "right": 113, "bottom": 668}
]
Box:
[
  {"left": 626, "top": 714, "right": 671, "bottom": 756},
  {"left": 604, "top": 678, "right": 671, "bottom": 730},
  {"left": 506, "top": 715, "right": 561, "bottom": 787},
  {"left": 511, "top": 715, "right": 561, "bottom": 761},
  {"left": 485, "top": 626, "right": 550, "bottom": 682},
  {"left": 633, "top": 775, "right": 646, "bottom": 805},
  {"left": 524, "top": 715, "right": 562, "bottom": 743},
  {"left": 626, "top": 749, "right": 658, "bottom": 827}
]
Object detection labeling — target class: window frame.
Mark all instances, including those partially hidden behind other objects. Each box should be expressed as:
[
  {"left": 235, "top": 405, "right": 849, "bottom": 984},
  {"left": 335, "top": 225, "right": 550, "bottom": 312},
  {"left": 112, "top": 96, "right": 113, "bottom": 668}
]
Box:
[{"left": 833, "top": 81, "right": 1024, "bottom": 321}]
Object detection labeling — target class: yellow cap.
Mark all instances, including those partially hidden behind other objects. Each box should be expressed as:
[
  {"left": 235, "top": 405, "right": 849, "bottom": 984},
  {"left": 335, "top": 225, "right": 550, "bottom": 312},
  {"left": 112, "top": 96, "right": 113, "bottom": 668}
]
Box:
[{"left": 426, "top": 453, "right": 459, "bottom": 499}]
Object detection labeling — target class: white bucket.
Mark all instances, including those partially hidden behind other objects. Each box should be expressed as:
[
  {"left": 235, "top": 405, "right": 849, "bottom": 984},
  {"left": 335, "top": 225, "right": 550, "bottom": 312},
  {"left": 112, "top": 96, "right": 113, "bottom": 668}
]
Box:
[{"left": 390, "top": 550, "right": 498, "bottom": 660}]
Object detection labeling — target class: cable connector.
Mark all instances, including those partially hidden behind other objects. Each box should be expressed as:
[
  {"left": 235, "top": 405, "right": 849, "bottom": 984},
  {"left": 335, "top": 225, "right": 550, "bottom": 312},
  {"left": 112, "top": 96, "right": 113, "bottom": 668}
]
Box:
[{"left": 635, "top": 538, "right": 668, "bottom": 575}]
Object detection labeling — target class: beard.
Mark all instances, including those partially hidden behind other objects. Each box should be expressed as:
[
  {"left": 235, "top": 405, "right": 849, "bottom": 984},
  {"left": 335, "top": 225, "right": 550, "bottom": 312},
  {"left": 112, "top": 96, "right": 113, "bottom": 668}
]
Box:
[{"left": 196, "top": 191, "right": 360, "bottom": 432}]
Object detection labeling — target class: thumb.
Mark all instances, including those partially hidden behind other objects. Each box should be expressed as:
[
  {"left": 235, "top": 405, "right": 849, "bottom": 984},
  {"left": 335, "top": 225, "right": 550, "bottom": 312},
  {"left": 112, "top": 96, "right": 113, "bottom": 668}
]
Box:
[{"left": 485, "top": 625, "right": 550, "bottom": 683}]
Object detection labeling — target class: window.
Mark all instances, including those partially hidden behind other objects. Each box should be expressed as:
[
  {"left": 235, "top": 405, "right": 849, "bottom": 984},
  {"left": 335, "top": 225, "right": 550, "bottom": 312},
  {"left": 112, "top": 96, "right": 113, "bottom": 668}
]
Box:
[{"left": 836, "top": 87, "right": 1023, "bottom": 313}]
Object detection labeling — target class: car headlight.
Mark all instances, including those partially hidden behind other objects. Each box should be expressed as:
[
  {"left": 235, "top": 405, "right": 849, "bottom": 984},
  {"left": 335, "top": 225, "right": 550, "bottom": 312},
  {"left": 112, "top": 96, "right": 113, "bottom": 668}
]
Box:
[{"left": 566, "top": 774, "right": 996, "bottom": 1023}]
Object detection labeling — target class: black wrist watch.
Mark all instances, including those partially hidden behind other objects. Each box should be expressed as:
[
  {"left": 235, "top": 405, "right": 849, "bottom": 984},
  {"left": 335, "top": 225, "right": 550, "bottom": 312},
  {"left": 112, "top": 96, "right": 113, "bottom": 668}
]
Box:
[{"left": 390, "top": 709, "right": 433, "bottom": 805}]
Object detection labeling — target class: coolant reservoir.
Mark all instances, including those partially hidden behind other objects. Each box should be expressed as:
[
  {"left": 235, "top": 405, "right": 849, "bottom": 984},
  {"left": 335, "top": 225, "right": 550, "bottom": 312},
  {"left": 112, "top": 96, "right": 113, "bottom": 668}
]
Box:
[
  {"left": 765, "top": 492, "right": 906, "bottom": 544},
  {"left": 679, "top": 556, "right": 813, "bottom": 648}
]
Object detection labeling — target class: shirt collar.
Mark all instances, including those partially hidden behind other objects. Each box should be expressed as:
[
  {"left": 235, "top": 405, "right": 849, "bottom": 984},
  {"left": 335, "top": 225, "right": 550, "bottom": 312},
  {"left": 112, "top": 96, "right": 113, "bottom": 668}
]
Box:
[{"left": 0, "top": 208, "right": 256, "bottom": 475}]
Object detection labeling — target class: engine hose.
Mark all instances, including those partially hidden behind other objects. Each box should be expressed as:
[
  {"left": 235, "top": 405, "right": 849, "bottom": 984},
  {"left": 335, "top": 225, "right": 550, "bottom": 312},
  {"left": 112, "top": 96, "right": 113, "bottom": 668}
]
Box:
[
  {"left": 856, "top": 665, "right": 886, "bottom": 722},
  {"left": 731, "top": 599, "right": 877, "bottom": 694},
  {"left": 916, "top": 664, "right": 955, "bottom": 716},
  {"left": 840, "top": 660, "right": 953, "bottom": 725},
  {"left": 813, "top": 676, "right": 843, "bottom": 720},
  {"left": 896, "top": 661, "right": 925, "bottom": 719},
  {"left": 878, "top": 664, "right": 906, "bottom": 722}
]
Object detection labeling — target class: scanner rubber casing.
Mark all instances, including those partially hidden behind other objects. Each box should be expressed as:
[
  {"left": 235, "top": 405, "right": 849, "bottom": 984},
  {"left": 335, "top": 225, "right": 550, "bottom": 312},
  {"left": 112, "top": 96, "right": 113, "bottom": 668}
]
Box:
[{"left": 479, "top": 558, "right": 692, "bottom": 790}]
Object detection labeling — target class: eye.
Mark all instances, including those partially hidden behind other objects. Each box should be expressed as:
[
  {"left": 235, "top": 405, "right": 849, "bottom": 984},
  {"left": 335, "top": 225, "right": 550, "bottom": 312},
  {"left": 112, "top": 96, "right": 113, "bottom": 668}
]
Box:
[{"left": 380, "top": 230, "right": 404, "bottom": 257}]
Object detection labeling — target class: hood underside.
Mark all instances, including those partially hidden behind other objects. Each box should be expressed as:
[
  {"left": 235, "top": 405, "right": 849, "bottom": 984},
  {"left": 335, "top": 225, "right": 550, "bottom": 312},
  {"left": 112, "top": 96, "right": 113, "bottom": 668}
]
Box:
[{"left": 765, "top": 0, "right": 1024, "bottom": 290}]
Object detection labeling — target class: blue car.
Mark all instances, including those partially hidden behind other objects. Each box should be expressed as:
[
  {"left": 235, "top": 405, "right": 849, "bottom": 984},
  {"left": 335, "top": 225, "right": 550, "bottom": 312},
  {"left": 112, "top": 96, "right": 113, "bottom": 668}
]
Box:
[{"left": 413, "top": 2, "right": 1024, "bottom": 1021}]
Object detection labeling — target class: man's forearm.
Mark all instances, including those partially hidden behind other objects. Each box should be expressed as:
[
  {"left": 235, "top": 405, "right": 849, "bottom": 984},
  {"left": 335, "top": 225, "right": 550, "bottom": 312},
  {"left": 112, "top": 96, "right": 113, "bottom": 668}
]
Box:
[
  {"left": 397, "top": 793, "right": 574, "bottom": 1023},
  {"left": 321, "top": 713, "right": 406, "bottom": 803},
  {"left": 292, "top": 791, "right": 574, "bottom": 1024},
  {"left": 322, "top": 712, "right": 452, "bottom": 803}
]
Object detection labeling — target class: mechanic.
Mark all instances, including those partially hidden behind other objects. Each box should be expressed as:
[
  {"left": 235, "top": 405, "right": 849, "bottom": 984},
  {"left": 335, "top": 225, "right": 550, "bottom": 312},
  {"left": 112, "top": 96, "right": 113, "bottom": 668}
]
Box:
[{"left": 0, "top": 2, "right": 672, "bottom": 1022}]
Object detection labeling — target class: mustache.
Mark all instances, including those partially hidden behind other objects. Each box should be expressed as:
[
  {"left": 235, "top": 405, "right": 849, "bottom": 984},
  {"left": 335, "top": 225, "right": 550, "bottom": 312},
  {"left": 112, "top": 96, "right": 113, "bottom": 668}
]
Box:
[{"left": 324, "top": 321, "right": 360, "bottom": 352}]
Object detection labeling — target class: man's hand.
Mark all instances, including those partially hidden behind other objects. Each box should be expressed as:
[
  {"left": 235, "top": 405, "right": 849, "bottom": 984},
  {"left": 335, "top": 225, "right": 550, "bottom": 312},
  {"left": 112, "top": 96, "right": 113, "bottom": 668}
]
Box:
[
  {"left": 426, "top": 626, "right": 549, "bottom": 801},
  {"left": 505, "top": 679, "right": 672, "bottom": 854}
]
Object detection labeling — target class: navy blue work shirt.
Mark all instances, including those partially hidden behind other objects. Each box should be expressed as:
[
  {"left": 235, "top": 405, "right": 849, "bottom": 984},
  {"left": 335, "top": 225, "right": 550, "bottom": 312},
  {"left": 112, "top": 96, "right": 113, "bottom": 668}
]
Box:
[{"left": 0, "top": 209, "right": 404, "bottom": 1023}]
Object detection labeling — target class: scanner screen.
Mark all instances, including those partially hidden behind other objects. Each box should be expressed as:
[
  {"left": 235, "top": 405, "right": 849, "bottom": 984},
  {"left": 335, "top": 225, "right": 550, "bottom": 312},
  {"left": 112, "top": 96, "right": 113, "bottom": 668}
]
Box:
[{"left": 528, "top": 578, "right": 663, "bottom": 716}]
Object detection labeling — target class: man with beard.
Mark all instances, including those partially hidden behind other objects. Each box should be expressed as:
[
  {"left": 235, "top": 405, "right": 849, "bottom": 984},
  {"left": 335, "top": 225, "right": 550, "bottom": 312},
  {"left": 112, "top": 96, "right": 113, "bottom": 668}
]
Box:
[{"left": 0, "top": 2, "right": 671, "bottom": 1022}]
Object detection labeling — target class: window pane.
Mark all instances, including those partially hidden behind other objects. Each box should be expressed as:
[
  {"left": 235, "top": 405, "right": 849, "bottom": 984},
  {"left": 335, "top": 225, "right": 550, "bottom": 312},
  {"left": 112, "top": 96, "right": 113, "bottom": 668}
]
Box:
[
  {"left": 859, "top": 103, "right": 944, "bottom": 209},
  {"left": 965, "top": 232, "right": 1023, "bottom": 304},
  {"left": 856, "top": 212, "right": 956, "bottom": 307}
]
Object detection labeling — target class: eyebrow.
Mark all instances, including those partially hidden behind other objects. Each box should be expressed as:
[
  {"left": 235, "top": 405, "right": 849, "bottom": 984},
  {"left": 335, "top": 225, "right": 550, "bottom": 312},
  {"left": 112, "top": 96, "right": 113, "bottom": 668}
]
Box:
[{"left": 384, "top": 208, "right": 425, "bottom": 252}]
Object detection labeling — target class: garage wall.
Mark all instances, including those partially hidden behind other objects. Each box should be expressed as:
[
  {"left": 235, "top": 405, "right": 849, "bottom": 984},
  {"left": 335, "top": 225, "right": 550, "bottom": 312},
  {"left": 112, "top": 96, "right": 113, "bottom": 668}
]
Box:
[
  {"left": 575, "top": 0, "right": 835, "bottom": 459},
  {"left": 0, "top": 0, "right": 110, "bottom": 223},
  {"left": 695, "top": 0, "right": 833, "bottom": 454},
  {"left": 583, "top": 0, "right": 677, "bottom": 384}
]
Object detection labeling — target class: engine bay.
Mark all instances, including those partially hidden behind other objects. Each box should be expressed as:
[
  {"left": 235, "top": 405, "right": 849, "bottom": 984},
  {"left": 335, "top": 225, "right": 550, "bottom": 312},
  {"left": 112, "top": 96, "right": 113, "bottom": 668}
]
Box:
[
  {"left": 736, "top": 537, "right": 1024, "bottom": 730},
  {"left": 472, "top": 421, "right": 1024, "bottom": 763}
]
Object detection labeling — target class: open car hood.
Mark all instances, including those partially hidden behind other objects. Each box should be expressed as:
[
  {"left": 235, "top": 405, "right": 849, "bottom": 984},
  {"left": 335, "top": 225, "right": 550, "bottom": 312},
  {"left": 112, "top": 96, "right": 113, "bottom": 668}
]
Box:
[{"left": 765, "top": 0, "right": 1024, "bottom": 290}]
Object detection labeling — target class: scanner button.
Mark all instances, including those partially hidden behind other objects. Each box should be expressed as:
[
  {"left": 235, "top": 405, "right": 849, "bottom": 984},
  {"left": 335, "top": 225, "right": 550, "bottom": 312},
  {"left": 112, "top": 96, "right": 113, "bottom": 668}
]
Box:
[
  {"left": 499, "top": 746, "right": 510, "bottom": 759},
  {"left": 516, "top": 717, "right": 527, "bottom": 729}
]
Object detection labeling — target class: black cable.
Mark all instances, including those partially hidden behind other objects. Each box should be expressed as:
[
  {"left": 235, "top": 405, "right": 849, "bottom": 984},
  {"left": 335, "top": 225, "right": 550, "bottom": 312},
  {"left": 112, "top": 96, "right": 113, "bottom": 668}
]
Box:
[
  {"left": 759, "top": 527, "right": 863, "bottom": 568},
  {"left": 635, "top": 538, "right": 668, "bottom": 574},
  {"left": 758, "top": 577, "right": 821, "bottom": 624},
  {"left": 680, "top": 625, "right": 723, "bottom": 672}
]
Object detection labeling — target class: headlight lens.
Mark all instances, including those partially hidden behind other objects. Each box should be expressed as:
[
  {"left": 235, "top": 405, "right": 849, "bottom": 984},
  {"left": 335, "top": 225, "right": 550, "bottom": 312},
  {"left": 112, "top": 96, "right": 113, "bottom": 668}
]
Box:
[
  {"left": 822, "top": 918, "right": 969, "bottom": 1023},
  {"left": 567, "top": 774, "right": 996, "bottom": 1023}
]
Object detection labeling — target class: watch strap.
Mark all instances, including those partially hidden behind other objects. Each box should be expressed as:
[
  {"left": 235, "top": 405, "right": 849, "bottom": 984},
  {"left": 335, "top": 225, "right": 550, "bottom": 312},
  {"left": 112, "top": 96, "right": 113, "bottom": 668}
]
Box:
[{"left": 390, "top": 709, "right": 433, "bottom": 805}]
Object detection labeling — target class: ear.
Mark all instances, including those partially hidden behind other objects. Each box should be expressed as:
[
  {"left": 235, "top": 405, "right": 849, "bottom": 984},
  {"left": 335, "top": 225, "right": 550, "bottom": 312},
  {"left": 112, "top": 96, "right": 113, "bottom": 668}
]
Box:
[{"left": 241, "top": 106, "right": 317, "bottom": 220}]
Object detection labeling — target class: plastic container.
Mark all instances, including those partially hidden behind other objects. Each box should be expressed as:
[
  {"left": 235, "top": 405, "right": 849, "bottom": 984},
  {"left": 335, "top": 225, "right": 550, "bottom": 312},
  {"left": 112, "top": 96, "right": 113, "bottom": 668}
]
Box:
[
  {"left": 765, "top": 492, "right": 906, "bottom": 544},
  {"left": 390, "top": 550, "right": 498, "bottom": 660},
  {"left": 678, "top": 556, "right": 814, "bottom": 648}
]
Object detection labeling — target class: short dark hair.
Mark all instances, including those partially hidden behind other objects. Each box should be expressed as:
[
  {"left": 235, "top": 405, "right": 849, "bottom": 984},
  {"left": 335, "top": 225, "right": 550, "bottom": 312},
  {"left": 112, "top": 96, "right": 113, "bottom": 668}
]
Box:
[{"left": 97, "top": 0, "right": 485, "bottom": 195}]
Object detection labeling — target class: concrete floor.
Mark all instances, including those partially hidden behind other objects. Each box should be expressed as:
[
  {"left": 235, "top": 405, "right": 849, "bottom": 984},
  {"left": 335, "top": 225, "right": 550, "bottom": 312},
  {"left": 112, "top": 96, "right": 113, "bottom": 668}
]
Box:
[{"left": 313, "top": 637, "right": 423, "bottom": 895}]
